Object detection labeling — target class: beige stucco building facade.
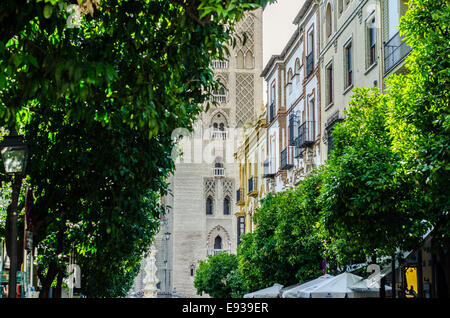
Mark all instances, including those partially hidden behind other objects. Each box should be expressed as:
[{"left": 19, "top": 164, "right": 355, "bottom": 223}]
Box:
[
  {"left": 235, "top": 108, "right": 267, "bottom": 236},
  {"left": 318, "top": 0, "right": 383, "bottom": 162}
]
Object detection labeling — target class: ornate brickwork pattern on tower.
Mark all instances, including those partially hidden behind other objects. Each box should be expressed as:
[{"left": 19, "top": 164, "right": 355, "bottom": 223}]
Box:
[{"left": 236, "top": 73, "right": 255, "bottom": 127}]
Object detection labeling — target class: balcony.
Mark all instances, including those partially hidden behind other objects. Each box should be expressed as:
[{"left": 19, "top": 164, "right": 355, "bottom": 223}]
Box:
[
  {"left": 296, "top": 121, "right": 315, "bottom": 149},
  {"left": 280, "top": 147, "right": 295, "bottom": 170},
  {"left": 384, "top": 31, "right": 412, "bottom": 75},
  {"left": 263, "top": 158, "right": 276, "bottom": 178},
  {"left": 306, "top": 52, "right": 314, "bottom": 78},
  {"left": 294, "top": 139, "right": 303, "bottom": 158},
  {"left": 248, "top": 176, "right": 258, "bottom": 197},
  {"left": 268, "top": 103, "right": 275, "bottom": 123},
  {"left": 207, "top": 249, "right": 231, "bottom": 256},
  {"left": 210, "top": 130, "right": 228, "bottom": 140},
  {"left": 213, "top": 167, "right": 225, "bottom": 177},
  {"left": 210, "top": 60, "right": 228, "bottom": 69},
  {"left": 212, "top": 95, "right": 227, "bottom": 103},
  {"left": 236, "top": 188, "right": 244, "bottom": 206}
]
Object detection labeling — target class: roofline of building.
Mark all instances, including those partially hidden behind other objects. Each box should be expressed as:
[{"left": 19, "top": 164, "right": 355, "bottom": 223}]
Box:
[{"left": 293, "top": 0, "right": 315, "bottom": 25}]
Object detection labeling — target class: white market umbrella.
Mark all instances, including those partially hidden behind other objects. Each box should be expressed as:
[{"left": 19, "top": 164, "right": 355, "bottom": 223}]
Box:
[
  {"left": 243, "top": 283, "right": 284, "bottom": 298},
  {"left": 309, "top": 272, "right": 363, "bottom": 298},
  {"left": 282, "top": 274, "right": 335, "bottom": 298},
  {"left": 351, "top": 266, "right": 393, "bottom": 297}
]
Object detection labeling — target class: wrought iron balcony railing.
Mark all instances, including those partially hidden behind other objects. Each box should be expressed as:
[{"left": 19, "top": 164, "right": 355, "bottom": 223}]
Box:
[
  {"left": 297, "top": 121, "right": 316, "bottom": 149},
  {"left": 248, "top": 176, "right": 258, "bottom": 195},
  {"left": 263, "top": 158, "right": 276, "bottom": 178},
  {"left": 280, "top": 146, "right": 295, "bottom": 170},
  {"left": 384, "top": 31, "right": 412, "bottom": 75},
  {"left": 294, "top": 138, "right": 303, "bottom": 158}
]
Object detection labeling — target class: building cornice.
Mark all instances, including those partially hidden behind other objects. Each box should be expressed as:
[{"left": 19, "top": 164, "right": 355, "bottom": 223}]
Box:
[{"left": 319, "top": 0, "right": 369, "bottom": 58}]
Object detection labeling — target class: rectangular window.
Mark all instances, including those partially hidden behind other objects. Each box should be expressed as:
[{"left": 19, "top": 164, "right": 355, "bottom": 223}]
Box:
[
  {"left": 326, "top": 63, "right": 333, "bottom": 105},
  {"left": 345, "top": 42, "right": 353, "bottom": 88},
  {"left": 368, "top": 19, "right": 376, "bottom": 66},
  {"left": 237, "top": 216, "right": 245, "bottom": 245},
  {"left": 270, "top": 82, "right": 275, "bottom": 104},
  {"left": 308, "top": 31, "right": 314, "bottom": 55},
  {"left": 306, "top": 30, "right": 314, "bottom": 77}
]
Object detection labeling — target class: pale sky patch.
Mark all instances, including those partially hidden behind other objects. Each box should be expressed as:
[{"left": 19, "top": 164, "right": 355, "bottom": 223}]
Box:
[{"left": 263, "top": 0, "right": 306, "bottom": 67}]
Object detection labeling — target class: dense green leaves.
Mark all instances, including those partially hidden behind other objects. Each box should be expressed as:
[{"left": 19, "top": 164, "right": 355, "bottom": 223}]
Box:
[
  {"left": 236, "top": 0, "right": 448, "bottom": 288},
  {"left": 194, "top": 252, "right": 245, "bottom": 298},
  {"left": 237, "top": 172, "right": 325, "bottom": 292},
  {"left": 319, "top": 88, "right": 427, "bottom": 265},
  {"left": 386, "top": 0, "right": 449, "bottom": 246},
  {"left": 0, "top": 0, "right": 272, "bottom": 297}
]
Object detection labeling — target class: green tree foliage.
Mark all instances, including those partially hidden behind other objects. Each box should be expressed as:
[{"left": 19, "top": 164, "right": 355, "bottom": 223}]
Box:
[
  {"left": 237, "top": 172, "right": 325, "bottom": 292},
  {"left": 0, "top": 0, "right": 272, "bottom": 297},
  {"left": 194, "top": 252, "right": 244, "bottom": 298},
  {"left": 386, "top": 0, "right": 449, "bottom": 245},
  {"left": 319, "top": 88, "right": 427, "bottom": 265}
]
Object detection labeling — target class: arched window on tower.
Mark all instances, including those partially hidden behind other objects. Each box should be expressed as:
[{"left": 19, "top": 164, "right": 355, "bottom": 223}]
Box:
[
  {"left": 223, "top": 196, "right": 230, "bottom": 215},
  {"left": 214, "top": 235, "right": 222, "bottom": 250},
  {"left": 206, "top": 196, "right": 213, "bottom": 215},
  {"left": 210, "top": 113, "right": 228, "bottom": 140},
  {"left": 212, "top": 78, "right": 227, "bottom": 103},
  {"left": 245, "top": 50, "right": 254, "bottom": 69},
  {"left": 214, "top": 161, "right": 225, "bottom": 177},
  {"left": 236, "top": 50, "right": 244, "bottom": 69}
]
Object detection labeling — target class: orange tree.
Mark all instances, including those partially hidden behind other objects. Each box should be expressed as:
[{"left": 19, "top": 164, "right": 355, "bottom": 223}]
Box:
[
  {"left": 237, "top": 172, "right": 325, "bottom": 292},
  {"left": 0, "top": 0, "right": 272, "bottom": 297}
]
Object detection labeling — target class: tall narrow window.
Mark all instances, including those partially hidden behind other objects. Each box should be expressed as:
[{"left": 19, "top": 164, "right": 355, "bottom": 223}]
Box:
[
  {"left": 270, "top": 82, "right": 276, "bottom": 104},
  {"left": 287, "top": 68, "right": 293, "bottom": 95},
  {"left": 368, "top": 18, "right": 376, "bottom": 66},
  {"left": 295, "top": 58, "right": 301, "bottom": 84},
  {"left": 236, "top": 50, "right": 244, "bottom": 69},
  {"left": 345, "top": 42, "right": 353, "bottom": 88},
  {"left": 306, "top": 30, "right": 314, "bottom": 77},
  {"left": 308, "top": 99, "right": 316, "bottom": 139},
  {"left": 237, "top": 216, "right": 245, "bottom": 245},
  {"left": 206, "top": 196, "right": 213, "bottom": 215},
  {"left": 325, "top": 4, "right": 332, "bottom": 39},
  {"left": 245, "top": 51, "right": 254, "bottom": 69},
  {"left": 223, "top": 196, "right": 230, "bottom": 215},
  {"left": 326, "top": 63, "right": 333, "bottom": 106},
  {"left": 308, "top": 30, "right": 314, "bottom": 55}
]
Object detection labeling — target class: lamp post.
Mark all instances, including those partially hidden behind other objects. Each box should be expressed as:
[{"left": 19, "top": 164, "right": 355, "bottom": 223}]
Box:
[
  {"left": 164, "top": 232, "right": 170, "bottom": 295},
  {"left": 1, "top": 127, "right": 28, "bottom": 298}
]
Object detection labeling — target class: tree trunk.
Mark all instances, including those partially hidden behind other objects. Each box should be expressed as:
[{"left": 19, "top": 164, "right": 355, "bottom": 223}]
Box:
[
  {"left": 391, "top": 254, "right": 396, "bottom": 298},
  {"left": 55, "top": 271, "right": 63, "bottom": 298},
  {"left": 38, "top": 263, "right": 58, "bottom": 298},
  {"left": 38, "top": 219, "right": 65, "bottom": 298},
  {"left": 417, "top": 249, "right": 424, "bottom": 298}
]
